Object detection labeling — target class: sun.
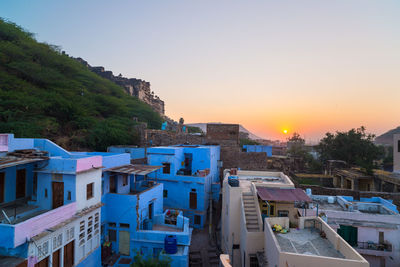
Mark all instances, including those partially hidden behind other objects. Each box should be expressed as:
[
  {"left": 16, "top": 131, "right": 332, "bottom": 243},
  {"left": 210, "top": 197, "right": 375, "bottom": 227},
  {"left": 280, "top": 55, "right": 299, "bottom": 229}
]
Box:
[{"left": 283, "top": 129, "right": 288, "bottom": 134}]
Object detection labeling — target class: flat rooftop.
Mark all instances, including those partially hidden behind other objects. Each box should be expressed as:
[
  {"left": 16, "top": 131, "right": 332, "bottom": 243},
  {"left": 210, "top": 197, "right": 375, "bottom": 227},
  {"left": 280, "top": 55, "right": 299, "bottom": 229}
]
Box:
[
  {"left": 230, "top": 170, "right": 294, "bottom": 192},
  {"left": 276, "top": 228, "right": 344, "bottom": 259}
]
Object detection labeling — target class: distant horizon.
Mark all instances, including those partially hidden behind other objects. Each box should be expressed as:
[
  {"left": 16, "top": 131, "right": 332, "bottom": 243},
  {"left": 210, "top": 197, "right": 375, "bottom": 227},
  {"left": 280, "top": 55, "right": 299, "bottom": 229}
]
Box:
[{"left": 1, "top": 1, "right": 399, "bottom": 141}]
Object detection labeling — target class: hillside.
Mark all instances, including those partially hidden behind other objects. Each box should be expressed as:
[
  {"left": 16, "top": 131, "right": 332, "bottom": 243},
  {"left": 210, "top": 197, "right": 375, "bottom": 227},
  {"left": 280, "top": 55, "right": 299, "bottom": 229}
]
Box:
[
  {"left": 187, "top": 123, "right": 262, "bottom": 140},
  {"left": 0, "top": 19, "right": 162, "bottom": 151},
  {"left": 375, "top": 126, "right": 400, "bottom": 145}
]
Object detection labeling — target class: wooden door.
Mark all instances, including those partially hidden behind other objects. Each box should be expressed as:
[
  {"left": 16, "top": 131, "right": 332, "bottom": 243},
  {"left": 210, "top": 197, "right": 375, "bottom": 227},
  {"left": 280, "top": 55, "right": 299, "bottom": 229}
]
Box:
[
  {"left": 34, "top": 257, "right": 49, "bottom": 267},
  {"left": 189, "top": 192, "right": 197, "bottom": 209},
  {"left": 0, "top": 172, "right": 4, "bottom": 203},
  {"left": 63, "top": 240, "right": 74, "bottom": 267},
  {"left": 52, "top": 182, "right": 64, "bottom": 209},
  {"left": 119, "top": 230, "right": 130, "bottom": 256},
  {"left": 52, "top": 249, "right": 60, "bottom": 267},
  {"left": 16, "top": 260, "right": 27, "bottom": 267},
  {"left": 110, "top": 175, "right": 117, "bottom": 193},
  {"left": 16, "top": 169, "right": 26, "bottom": 199}
]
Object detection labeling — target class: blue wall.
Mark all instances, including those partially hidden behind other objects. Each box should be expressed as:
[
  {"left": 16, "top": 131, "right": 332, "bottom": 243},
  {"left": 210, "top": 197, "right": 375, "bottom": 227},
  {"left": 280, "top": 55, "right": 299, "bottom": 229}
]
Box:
[
  {"left": 146, "top": 145, "right": 220, "bottom": 228},
  {"left": 243, "top": 145, "right": 272, "bottom": 156},
  {"left": 0, "top": 163, "right": 35, "bottom": 204},
  {"left": 108, "top": 147, "right": 146, "bottom": 160},
  {"left": 76, "top": 245, "right": 101, "bottom": 267}
]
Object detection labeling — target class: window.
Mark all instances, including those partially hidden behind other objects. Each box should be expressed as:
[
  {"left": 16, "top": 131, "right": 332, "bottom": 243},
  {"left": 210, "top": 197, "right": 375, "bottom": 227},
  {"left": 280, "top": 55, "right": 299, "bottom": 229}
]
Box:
[
  {"left": 149, "top": 202, "right": 154, "bottom": 219},
  {"left": 86, "top": 183, "right": 94, "bottom": 200},
  {"left": 122, "top": 174, "right": 128, "bottom": 186},
  {"left": 45, "top": 189, "right": 48, "bottom": 198},
  {"left": 162, "top": 163, "right": 171, "bottom": 174},
  {"left": 278, "top": 210, "right": 289, "bottom": 217},
  {"left": 398, "top": 140, "right": 400, "bottom": 152},
  {"left": 270, "top": 205, "right": 275, "bottom": 216},
  {"left": 120, "top": 223, "right": 130, "bottom": 229},
  {"left": 108, "top": 229, "right": 116, "bottom": 242},
  {"left": 194, "top": 215, "right": 201, "bottom": 225},
  {"left": 163, "top": 190, "right": 168, "bottom": 198},
  {"left": 67, "top": 191, "right": 72, "bottom": 201},
  {"left": 108, "top": 222, "right": 116, "bottom": 228}
]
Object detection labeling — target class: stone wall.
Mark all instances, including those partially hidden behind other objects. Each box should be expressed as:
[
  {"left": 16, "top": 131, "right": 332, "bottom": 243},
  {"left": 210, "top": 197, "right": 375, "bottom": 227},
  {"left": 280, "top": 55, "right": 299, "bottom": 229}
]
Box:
[
  {"left": 141, "top": 129, "right": 205, "bottom": 146},
  {"left": 75, "top": 58, "right": 165, "bottom": 114},
  {"left": 206, "top": 124, "right": 239, "bottom": 145}
]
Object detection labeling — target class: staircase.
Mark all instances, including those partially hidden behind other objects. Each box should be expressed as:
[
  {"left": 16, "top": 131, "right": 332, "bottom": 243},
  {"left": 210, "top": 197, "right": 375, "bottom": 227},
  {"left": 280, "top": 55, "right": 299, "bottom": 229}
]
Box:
[{"left": 242, "top": 192, "right": 260, "bottom": 232}]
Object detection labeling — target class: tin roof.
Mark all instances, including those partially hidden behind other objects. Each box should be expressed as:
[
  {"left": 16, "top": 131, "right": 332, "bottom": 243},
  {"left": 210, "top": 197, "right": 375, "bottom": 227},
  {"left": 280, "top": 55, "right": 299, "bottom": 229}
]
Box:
[
  {"left": 0, "top": 156, "right": 45, "bottom": 169},
  {"left": 104, "top": 164, "right": 163, "bottom": 175},
  {"left": 257, "top": 187, "right": 311, "bottom": 202}
]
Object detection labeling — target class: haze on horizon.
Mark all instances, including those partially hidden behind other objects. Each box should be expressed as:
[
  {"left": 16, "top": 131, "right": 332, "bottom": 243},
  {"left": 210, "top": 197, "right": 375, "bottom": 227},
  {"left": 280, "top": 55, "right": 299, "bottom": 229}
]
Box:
[{"left": 1, "top": 0, "right": 399, "bottom": 142}]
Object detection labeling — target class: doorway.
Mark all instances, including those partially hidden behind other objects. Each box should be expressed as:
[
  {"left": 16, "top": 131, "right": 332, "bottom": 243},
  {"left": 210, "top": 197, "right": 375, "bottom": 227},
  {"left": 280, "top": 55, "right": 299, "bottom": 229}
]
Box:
[
  {"left": 63, "top": 240, "right": 74, "bottom": 267},
  {"left": 16, "top": 169, "right": 26, "bottom": 199},
  {"left": 0, "top": 172, "right": 4, "bottom": 203},
  {"left": 190, "top": 191, "right": 197, "bottom": 209},
  {"left": 52, "top": 249, "right": 61, "bottom": 267},
  {"left": 34, "top": 257, "right": 49, "bottom": 267},
  {"left": 110, "top": 175, "right": 117, "bottom": 193},
  {"left": 119, "top": 230, "right": 130, "bottom": 256},
  {"left": 52, "top": 182, "right": 64, "bottom": 209}
]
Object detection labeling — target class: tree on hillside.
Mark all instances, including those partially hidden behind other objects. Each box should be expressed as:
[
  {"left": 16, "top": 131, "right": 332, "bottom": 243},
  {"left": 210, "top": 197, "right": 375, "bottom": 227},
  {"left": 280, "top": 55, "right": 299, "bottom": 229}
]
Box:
[{"left": 317, "top": 127, "right": 384, "bottom": 174}]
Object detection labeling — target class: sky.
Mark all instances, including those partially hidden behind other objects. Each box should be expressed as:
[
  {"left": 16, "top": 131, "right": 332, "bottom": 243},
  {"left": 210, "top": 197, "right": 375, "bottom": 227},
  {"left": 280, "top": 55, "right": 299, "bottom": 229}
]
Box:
[{"left": 1, "top": 0, "right": 400, "bottom": 142}]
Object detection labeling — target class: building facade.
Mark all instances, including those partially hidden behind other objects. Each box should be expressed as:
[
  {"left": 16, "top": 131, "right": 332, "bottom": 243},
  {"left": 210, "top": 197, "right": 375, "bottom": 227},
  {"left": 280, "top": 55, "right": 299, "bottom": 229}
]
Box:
[
  {"left": 221, "top": 169, "right": 312, "bottom": 267},
  {"left": 308, "top": 191, "right": 400, "bottom": 267},
  {"left": 0, "top": 134, "right": 102, "bottom": 267},
  {"left": 146, "top": 145, "right": 220, "bottom": 228}
]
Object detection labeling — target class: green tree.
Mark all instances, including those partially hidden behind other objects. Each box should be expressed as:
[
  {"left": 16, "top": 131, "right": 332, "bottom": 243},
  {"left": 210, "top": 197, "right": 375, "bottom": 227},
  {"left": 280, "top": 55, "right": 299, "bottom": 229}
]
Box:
[
  {"left": 132, "top": 252, "right": 172, "bottom": 267},
  {"left": 317, "top": 127, "right": 384, "bottom": 174},
  {"left": 287, "top": 132, "right": 306, "bottom": 157}
]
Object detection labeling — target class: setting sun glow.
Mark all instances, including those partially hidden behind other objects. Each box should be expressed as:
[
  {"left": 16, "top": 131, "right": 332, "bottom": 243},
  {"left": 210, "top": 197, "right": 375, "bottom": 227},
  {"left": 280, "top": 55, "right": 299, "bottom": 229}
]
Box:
[{"left": 283, "top": 129, "right": 288, "bottom": 134}]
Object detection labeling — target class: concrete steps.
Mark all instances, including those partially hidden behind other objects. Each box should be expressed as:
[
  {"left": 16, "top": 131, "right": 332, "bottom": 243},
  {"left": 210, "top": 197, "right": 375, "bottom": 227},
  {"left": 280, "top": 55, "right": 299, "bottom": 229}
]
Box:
[{"left": 242, "top": 193, "right": 260, "bottom": 232}]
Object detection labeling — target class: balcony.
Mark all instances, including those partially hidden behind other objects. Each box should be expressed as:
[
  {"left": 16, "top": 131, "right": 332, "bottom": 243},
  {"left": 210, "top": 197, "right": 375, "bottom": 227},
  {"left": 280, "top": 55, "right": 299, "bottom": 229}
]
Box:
[
  {"left": 356, "top": 241, "right": 393, "bottom": 257},
  {"left": 0, "top": 202, "right": 76, "bottom": 249},
  {"left": 133, "top": 209, "right": 192, "bottom": 246}
]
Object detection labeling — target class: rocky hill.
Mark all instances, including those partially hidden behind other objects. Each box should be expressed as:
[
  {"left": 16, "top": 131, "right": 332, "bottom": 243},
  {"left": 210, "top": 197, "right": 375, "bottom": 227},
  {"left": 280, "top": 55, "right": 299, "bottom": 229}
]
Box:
[
  {"left": 375, "top": 126, "right": 400, "bottom": 146},
  {"left": 75, "top": 58, "right": 165, "bottom": 115},
  {"left": 0, "top": 19, "right": 162, "bottom": 151}
]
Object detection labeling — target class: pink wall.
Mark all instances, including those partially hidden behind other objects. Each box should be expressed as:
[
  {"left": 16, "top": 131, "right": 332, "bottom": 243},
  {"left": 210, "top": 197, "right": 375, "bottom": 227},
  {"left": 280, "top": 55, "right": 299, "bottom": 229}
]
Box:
[
  {"left": 76, "top": 156, "right": 102, "bottom": 172},
  {"left": 0, "top": 134, "right": 9, "bottom": 152},
  {"left": 14, "top": 202, "right": 76, "bottom": 247}
]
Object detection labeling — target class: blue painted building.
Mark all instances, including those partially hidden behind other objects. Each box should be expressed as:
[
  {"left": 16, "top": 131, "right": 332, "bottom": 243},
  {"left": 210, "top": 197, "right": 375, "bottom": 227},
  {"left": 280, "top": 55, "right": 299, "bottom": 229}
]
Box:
[
  {"left": 107, "top": 146, "right": 146, "bottom": 160},
  {"left": 146, "top": 145, "right": 221, "bottom": 228},
  {"left": 0, "top": 133, "right": 103, "bottom": 267},
  {"left": 242, "top": 145, "right": 272, "bottom": 156},
  {"left": 100, "top": 155, "right": 192, "bottom": 266},
  {"left": 0, "top": 134, "right": 193, "bottom": 267}
]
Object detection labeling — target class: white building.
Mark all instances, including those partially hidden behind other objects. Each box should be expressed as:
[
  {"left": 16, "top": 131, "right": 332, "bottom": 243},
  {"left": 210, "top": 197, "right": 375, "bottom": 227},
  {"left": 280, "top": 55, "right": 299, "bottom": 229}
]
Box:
[
  {"left": 220, "top": 169, "right": 310, "bottom": 267},
  {"left": 308, "top": 192, "right": 400, "bottom": 267}
]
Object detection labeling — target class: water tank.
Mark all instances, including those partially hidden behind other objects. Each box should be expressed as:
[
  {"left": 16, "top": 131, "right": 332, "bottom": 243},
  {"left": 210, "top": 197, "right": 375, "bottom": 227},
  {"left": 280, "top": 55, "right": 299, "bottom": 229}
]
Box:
[
  {"left": 164, "top": 235, "right": 177, "bottom": 254},
  {"left": 228, "top": 176, "right": 239, "bottom": 187},
  {"left": 327, "top": 196, "right": 335, "bottom": 204}
]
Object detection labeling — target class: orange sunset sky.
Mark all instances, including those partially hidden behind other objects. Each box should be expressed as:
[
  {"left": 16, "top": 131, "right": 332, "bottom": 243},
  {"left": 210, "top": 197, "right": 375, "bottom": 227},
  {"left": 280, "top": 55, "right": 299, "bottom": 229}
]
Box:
[{"left": 2, "top": 1, "right": 399, "bottom": 142}]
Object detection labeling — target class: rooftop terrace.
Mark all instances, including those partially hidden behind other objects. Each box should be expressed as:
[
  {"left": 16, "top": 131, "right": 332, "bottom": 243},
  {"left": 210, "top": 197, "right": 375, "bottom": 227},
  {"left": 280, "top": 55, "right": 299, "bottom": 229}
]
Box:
[{"left": 276, "top": 228, "right": 344, "bottom": 258}]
